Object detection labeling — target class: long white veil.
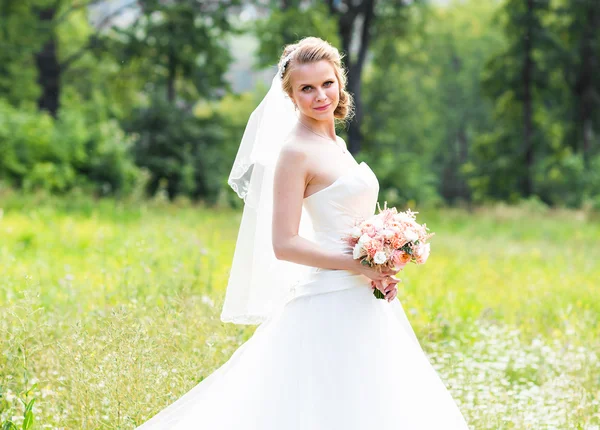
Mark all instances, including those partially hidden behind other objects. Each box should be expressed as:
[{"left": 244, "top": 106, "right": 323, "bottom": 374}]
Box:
[{"left": 222, "top": 73, "right": 314, "bottom": 325}]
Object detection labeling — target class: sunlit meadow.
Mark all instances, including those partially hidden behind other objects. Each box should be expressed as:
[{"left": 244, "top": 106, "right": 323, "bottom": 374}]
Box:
[{"left": 1, "top": 191, "right": 599, "bottom": 429}]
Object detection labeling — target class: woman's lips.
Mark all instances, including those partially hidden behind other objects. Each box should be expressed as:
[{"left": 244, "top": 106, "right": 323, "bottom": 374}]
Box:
[{"left": 314, "top": 103, "right": 331, "bottom": 111}]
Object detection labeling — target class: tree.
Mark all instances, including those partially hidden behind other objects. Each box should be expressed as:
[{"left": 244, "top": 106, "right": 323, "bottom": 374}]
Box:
[
  {"left": 112, "top": 0, "right": 243, "bottom": 200},
  {"left": 111, "top": 0, "right": 238, "bottom": 105},
  {"left": 362, "top": 0, "right": 504, "bottom": 205},
  {"left": 0, "top": 0, "right": 139, "bottom": 117},
  {"left": 472, "top": 0, "right": 554, "bottom": 200},
  {"left": 553, "top": 0, "right": 600, "bottom": 166}
]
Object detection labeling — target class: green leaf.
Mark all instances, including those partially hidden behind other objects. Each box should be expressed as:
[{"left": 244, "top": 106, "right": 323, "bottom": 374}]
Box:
[
  {"left": 24, "top": 398, "right": 35, "bottom": 414},
  {"left": 372, "top": 288, "right": 385, "bottom": 300},
  {"left": 22, "top": 411, "right": 33, "bottom": 430},
  {"left": 24, "top": 384, "right": 37, "bottom": 398}
]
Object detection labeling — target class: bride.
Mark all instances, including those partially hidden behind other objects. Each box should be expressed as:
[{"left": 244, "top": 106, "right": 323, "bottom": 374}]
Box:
[{"left": 137, "top": 37, "right": 469, "bottom": 429}]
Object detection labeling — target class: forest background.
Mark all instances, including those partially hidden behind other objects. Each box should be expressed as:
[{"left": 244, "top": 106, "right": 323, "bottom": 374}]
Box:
[{"left": 1, "top": 0, "right": 599, "bottom": 209}]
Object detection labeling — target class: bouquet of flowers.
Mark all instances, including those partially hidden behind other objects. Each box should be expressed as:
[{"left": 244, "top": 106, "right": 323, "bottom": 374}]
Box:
[{"left": 343, "top": 203, "right": 434, "bottom": 299}]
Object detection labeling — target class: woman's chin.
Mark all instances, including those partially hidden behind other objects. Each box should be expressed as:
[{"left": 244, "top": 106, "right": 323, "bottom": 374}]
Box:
[{"left": 304, "top": 110, "right": 334, "bottom": 122}]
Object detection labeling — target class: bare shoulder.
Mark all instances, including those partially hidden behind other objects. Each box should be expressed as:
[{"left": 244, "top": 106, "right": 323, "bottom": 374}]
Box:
[
  {"left": 276, "top": 137, "right": 312, "bottom": 178},
  {"left": 336, "top": 135, "right": 348, "bottom": 151},
  {"left": 278, "top": 140, "right": 309, "bottom": 165}
]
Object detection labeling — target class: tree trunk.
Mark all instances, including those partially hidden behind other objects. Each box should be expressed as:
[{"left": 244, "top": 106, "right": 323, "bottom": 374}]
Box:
[
  {"left": 167, "top": 50, "right": 176, "bottom": 103},
  {"left": 521, "top": 0, "right": 534, "bottom": 197},
  {"left": 335, "top": 0, "right": 375, "bottom": 155},
  {"left": 35, "top": 6, "right": 60, "bottom": 117},
  {"left": 577, "top": 4, "right": 598, "bottom": 167}
]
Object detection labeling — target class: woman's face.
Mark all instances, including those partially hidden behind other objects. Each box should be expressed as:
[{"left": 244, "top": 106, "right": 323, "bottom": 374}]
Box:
[{"left": 289, "top": 60, "right": 339, "bottom": 122}]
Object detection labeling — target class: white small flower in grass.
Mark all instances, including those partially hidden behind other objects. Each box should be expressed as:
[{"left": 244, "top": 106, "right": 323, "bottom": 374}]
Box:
[
  {"left": 373, "top": 251, "right": 387, "bottom": 265},
  {"left": 201, "top": 295, "right": 214, "bottom": 307}
]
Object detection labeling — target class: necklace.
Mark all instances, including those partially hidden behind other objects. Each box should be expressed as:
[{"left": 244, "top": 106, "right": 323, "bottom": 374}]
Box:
[{"left": 298, "top": 120, "right": 347, "bottom": 154}]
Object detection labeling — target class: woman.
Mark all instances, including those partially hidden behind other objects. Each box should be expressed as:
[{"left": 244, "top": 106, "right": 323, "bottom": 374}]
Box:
[{"left": 137, "top": 37, "right": 469, "bottom": 429}]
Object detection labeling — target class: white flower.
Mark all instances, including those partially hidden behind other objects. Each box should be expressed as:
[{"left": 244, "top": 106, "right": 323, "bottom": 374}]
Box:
[
  {"left": 404, "top": 229, "right": 418, "bottom": 242},
  {"left": 414, "top": 243, "right": 431, "bottom": 264},
  {"left": 380, "top": 228, "right": 395, "bottom": 239},
  {"left": 373, "top": 251, "right": 387, "bottom": 265},
  {"left": 350, "top": 226, "right": 362, "bottom": 238},
  {"left": 394, "top": 213, "right": 413, "bottom": 223},
  {"left": 358, "top": 233, "right": 371, "bottom": 245},
  {"left": 373, "top": 218, "right": 384, "bottom": 230},
  {"left": 353, "top": 244, "right": 365, "bottom": 259},
  {"left": 201, "top": 295, "right": 214, "bottom": 307}
]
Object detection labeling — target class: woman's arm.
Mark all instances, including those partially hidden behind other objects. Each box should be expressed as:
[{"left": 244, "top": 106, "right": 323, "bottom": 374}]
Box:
[{"left": 271, "top": 145, "right": 352, "bottom": 270}]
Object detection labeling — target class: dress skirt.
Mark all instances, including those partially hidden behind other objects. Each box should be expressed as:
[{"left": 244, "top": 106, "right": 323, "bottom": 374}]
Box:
[{"left": 137, "top": 270, "right": 469, "bottom": 429}]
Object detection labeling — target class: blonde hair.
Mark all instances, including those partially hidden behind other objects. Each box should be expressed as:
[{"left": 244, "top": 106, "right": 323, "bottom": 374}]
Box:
[{"left": 279, "top": 37, "right": 354, "bottom": 122}]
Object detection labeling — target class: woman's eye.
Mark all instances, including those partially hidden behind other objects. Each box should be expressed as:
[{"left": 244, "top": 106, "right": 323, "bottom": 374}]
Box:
[
  {"left": 302, "top": 86, "right": 312, "bottom": 92},
  {"left": 324, "top": 81, "right": 333, "bottom": 87}
]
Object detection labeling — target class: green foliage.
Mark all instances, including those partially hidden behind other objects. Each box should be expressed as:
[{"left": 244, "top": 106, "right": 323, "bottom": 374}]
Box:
[
  {"left": 0, "top": 1, "right": 43, "bottom": 106},
  {"left": 1, "top": 0, "right": 599, "bottom": 209},
  {"left": 534, "top": 152, "right": 600, "bottom": 208},
  {"left": 126, "top": 99, "right": 227, "bottom": 202},
  {"left": 471, "top": 0, "right": 600, "bottom": 207},
  {"left": 0, "top": 100, "right": 140, "bottom": 195},
  {"left": 363, "top": 0, "right": 503, "bottom": 206},
  {"left": 196, "top": 89, "right": 269, "bottom": 207},
  {"left": 109, "top": 0, "right": 238, "bottom": 102},
  {"left": 546, "top": 0, "right": 600, "bottom": 160},
  {"left": 253, "top": 2, "right": 340, "bottom": 68}
]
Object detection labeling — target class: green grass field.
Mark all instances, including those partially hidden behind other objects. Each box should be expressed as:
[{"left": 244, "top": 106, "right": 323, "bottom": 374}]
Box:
[{"left": 1, "top": 193, "right": 599, "bottom": 429}]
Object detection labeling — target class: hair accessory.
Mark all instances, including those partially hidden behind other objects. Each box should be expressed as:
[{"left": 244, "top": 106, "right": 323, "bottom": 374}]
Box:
[{"left": 278, "top": 49, "right": 296, "bottom": 80}]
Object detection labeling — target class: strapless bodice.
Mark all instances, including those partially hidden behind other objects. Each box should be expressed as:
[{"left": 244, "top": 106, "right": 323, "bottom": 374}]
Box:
[
  {"left": 288, "top": 162, "right": 380, "bottom": 300},
  {"left": 303, "top": 162, "right": 379, "bottom": 253}
]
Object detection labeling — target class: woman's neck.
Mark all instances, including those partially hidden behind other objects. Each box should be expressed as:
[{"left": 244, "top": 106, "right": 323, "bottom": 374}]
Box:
[{"left": 298, "top": 114, "right": 336, "bottom": 141}]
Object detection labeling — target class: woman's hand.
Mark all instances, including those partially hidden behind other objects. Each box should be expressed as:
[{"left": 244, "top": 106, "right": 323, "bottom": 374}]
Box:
[
  {"left": 370, "top": 278, "right": 400, "bottom": 302},
  {"left": 350, "top": 257, "right": 408, "bottom": 282}
]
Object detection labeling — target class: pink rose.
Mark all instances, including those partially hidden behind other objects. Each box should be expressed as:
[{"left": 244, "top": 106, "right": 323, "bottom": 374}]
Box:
[
  {"left": 391, "top": 250, "right": 411, "bottom": 267},
  {"left": 365, "top": 225, "right": 377, "bottom": 237},
  {"left": 364, "top": 239, "right": 383, "bottom": 258}
]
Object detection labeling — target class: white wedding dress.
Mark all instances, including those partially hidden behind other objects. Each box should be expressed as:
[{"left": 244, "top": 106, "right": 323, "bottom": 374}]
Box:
[{"left": 137, "top": 161, "right": 470, "bottom": 429}]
